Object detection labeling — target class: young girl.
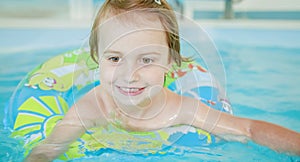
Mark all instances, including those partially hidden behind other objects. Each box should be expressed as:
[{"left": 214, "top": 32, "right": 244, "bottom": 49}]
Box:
[{"left": 26, "top": 0, "right": 300, "bottom": 161}]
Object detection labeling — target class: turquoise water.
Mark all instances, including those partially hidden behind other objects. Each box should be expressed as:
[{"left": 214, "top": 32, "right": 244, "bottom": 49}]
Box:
[{"left": 0, "top": 28, "right": 300, "bottom": 161}]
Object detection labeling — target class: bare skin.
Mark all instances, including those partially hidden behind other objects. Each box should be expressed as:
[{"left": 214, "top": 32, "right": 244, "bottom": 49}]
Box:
[{"left": 25, "top": 86, "right": 300, "bottom": 162}]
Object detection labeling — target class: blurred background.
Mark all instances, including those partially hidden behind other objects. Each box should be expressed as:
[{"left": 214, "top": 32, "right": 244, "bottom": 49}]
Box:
[{"left": 0, "top": 0, "right": 299, "bottom": 28}]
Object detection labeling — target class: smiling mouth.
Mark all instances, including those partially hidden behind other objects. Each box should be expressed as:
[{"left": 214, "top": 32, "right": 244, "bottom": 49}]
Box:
[{"left": 117, "top": 86, "right": 145, "bottom": 96}]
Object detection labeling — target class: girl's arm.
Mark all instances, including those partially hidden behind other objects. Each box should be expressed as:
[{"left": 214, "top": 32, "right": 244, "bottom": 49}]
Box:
[
  {"left": 25, "top": 90, "right": 105, "bottom": 162},
  {"left": 180, "top": 98, "right": 300, "bottom": 155},
  {"left": 247, "top": 119, "right": 300, "bottom": 155},
  {"left": 24, "top": 113, "right": 86, "bottom": 162}
]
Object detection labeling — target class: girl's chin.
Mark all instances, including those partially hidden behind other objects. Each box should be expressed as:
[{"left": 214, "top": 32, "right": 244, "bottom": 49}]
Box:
[
  {"left": 111, "top": 86, "right": 162, "bottom": 107},
  {"left": 114, "top": 96, "right": 151, "bottom": 107}
]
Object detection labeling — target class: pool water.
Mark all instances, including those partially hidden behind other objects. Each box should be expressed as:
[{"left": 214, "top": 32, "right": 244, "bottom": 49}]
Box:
[{"left": 0, "top": 28, "right": 300, "bottom": 161}]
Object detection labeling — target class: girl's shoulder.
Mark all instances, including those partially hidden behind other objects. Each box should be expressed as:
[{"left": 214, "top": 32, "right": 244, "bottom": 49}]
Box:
[
  {"left": 72, "top": 86, "right": 108, "bottom": 128},
  {"left": 165, "top": 88, "right": 199, "bottom": 107}
]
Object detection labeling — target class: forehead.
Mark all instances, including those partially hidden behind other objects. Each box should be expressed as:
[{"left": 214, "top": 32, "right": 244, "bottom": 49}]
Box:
[{"left": 98, "top": 12, "right": 168, "bottom": 54}]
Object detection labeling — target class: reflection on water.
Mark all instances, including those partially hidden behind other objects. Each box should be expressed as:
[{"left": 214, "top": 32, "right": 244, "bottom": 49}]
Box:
[{"left": 0, "top": 126, "right": 24, "bottom": 162}]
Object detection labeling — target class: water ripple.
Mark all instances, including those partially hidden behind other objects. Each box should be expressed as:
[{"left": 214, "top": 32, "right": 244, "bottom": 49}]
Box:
[{"left": 0, "top": 127, "right": 24, "bottom": 162}]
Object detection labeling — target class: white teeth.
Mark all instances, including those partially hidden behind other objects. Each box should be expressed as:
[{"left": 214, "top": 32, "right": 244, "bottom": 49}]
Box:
[{"left": 120, "top": 87, "right": 140, "bottom": 93}]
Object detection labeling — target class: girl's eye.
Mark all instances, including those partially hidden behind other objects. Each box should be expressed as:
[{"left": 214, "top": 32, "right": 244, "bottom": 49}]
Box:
[
  {"left": 142, "top": 57, "right": 153, "bottom": 64},
  {"left": 108, "top": 56, "right": 121, "bottom": 63}
]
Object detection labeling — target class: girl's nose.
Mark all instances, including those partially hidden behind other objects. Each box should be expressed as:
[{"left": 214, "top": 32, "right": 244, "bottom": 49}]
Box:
[
  {"left": 126, "top": 71, "right": 140, "bottom": 84},
  {"left": 119, "top": 62, "right": 140, "bottom": 84}
]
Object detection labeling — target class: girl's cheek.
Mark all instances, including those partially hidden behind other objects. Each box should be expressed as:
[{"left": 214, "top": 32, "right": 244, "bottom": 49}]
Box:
[
  {"left": 141, "top": 68, "right": 165, "bottom": 83},
  {"left": 100, "top": 66, "right": 116, "bottom": 83}
]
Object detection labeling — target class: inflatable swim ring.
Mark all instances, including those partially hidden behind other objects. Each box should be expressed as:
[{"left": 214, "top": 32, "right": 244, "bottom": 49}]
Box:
[{"left": 4, "top": 48, "right": 232, "bottom": 160}]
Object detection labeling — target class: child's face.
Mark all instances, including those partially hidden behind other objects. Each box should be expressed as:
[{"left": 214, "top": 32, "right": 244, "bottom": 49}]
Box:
[{"left": 98, "top": 17, "right": 171, "bottom": 107}]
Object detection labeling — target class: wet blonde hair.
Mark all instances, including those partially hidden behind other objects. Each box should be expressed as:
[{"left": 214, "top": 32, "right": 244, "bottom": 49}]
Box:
[{"left": 89, "top": 0, "right": 185, "bottom": 66}]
